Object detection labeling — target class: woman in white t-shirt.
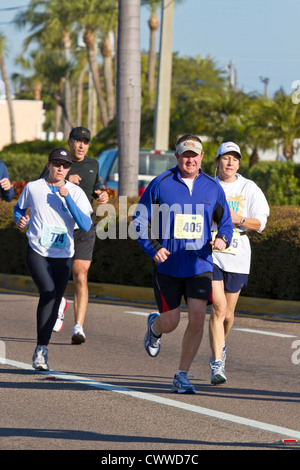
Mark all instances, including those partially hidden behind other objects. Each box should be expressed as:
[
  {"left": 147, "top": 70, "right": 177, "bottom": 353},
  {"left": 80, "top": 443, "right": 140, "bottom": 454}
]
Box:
[
  {"left": 209, "top": 142, "right": 270, "bottom": 385},
  {"left": 14, "top": 148, "right": 93, "bottom": 371}
]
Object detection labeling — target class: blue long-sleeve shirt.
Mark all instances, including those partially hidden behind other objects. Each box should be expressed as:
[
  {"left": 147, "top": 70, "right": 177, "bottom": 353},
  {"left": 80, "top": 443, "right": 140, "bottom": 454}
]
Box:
[
  {"left": 0, "top": 161, "right": 14, "bottom": 202},
  {"left": 133, "top": 166, "right": 233, "bottom": 278}
]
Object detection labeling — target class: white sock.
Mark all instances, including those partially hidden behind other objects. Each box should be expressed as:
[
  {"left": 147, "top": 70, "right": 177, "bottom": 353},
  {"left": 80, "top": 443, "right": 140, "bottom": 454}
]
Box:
[{"left": 150, "top": 323, "right": 161, "bottom": 338}]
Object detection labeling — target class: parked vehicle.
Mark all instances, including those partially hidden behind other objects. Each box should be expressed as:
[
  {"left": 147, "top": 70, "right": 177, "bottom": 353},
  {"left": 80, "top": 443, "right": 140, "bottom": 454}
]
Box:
[{"left": 97, "top": 148, "right": 176, "bottom": 195}]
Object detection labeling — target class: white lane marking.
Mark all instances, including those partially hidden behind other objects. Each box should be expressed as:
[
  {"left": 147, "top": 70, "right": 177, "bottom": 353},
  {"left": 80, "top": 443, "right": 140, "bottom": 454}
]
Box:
[
  {"left": 233, "top": 328, "right": 298, "bottom": 338},
  {"left": 125, "top": 311, "right": 298, "bottom": 338},
  {"left": 1, "top": 357, "right": 300, "bottom": 440},
  {"left": 124, "top": 310, "right": 149, "bottom": 317}
]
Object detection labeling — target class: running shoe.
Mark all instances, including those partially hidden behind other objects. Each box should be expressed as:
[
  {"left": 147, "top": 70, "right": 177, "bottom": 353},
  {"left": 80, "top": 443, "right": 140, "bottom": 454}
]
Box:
[
  {"left": 144, "top": 312, "right": 161, "bottom": 357},
  {"left": 210, "top": 360, "right": 227, "bottom": 385},
  {"left": 209, "top": 345, "right": 227, "bottom": 367},
  {"left": 32, "top": 346, "right": 49, "bottom": 371},
  {"left": 71, "top": 323, "right": 86, "bottom": 344},
  {"left": 53, "top": 297, "right": 68, "bottom": 333},
  {"left": 171, "top": 372, "right": 196, "bottom": 394}
]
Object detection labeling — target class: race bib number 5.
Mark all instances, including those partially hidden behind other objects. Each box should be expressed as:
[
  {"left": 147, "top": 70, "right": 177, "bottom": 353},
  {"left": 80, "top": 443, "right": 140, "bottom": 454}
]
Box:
[
  {"left": 212, "top": 231, "right": 240, "bottom": 255},
  {"left": 41, "top": 223, "right": 67, "bottom": 248},
  {"left": 174, "top": 214, "right": 203, "bottom": 239}
]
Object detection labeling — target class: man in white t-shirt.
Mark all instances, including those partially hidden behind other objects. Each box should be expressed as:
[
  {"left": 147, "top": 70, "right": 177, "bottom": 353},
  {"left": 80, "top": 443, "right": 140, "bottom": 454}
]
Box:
[{"left": 209, "top": 141, "right": 270, "bottom": 385}]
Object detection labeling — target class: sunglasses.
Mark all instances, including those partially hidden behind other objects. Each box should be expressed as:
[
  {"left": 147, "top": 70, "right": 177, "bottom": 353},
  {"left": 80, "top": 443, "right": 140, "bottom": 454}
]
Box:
[{"left": 51, "top": 160, "right": 72, "bottom": 169}]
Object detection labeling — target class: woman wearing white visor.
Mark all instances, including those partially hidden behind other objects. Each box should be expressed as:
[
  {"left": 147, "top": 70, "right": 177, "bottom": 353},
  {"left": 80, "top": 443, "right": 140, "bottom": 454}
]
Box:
[{"left": 209, "top": 142, "right": 270, "bottom": 385}]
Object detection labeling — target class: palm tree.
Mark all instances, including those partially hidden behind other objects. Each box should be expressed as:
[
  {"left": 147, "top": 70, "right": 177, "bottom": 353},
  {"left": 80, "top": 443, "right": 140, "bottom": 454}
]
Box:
[
  {"left": 144, "top": 0, "right": 184, "bottom": 110},
  {"left": 14, "top": 0, "right": 75, "bottom": 137},
  {"left": 0, "top": 32, "right": 16, "bottom": 143},
  {"left": 241, "top": 96, "right": 275, "bottom": 166},
  {"left": 70, "top": 0, "right": 120, "bottom": 128},
  {"left": 117, "top": 0, "right": 141, "bottom": 196},
  {"left": 259, "top": 92, "right": 300, "bottom": 161}
]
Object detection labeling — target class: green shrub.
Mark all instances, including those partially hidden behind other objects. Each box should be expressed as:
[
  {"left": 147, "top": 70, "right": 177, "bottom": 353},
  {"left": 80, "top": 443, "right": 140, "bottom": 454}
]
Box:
[
  {"left": 243, "top": 161, "right": 300, "bottom": 205},
  {"left": 0, "top": 139, "right": 66, "bottom": 155},
  {"left": 244, "top": 206, "right": 300, "bottom": 300},
  {"left": 0, "top": 153, "right": 48, "bottom": 181}
]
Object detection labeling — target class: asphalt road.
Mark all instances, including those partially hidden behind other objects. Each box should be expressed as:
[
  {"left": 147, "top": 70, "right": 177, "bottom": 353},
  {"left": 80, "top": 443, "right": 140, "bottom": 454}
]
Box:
[{"left": 0, "top": 291, "right": 299, "bottom": 452}]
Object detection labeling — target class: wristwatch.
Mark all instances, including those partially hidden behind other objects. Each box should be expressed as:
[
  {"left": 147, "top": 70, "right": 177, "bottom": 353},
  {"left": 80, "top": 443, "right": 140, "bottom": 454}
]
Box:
[
  {"left": 216, "top": 234, "right": 229, "bottom": 248},
  {"left": 240, "top": 217, "right": 246, "bottom": 226}
]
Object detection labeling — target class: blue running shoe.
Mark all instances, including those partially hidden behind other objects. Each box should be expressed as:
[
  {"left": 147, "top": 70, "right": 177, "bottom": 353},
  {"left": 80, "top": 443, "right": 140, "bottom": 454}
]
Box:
[
  {"left": 171, "top": 372, "right": 196, "bottom": 394},
  {"left": 144, "top": 312, "right": 161, "bottom": 357}
]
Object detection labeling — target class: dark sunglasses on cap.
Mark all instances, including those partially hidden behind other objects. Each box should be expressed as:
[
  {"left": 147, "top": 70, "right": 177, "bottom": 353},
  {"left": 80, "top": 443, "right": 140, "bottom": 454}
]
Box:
[{"left": 51, "top": 160, "right": 72, "bottom": 169}]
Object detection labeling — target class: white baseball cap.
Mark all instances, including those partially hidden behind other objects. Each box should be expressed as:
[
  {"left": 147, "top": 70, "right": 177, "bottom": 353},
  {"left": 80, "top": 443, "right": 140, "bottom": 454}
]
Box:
[
  {"left": 176, "top": 139, "right": 203, "bottom": 156},
  {"left": 217, "top": 141, "right": 242, "bottom": 158}
]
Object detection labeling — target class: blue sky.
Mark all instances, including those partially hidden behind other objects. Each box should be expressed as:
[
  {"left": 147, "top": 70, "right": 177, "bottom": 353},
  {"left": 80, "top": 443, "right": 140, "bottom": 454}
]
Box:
[{"left": 0, "top": 0, "right": 299, "bottom": 97}]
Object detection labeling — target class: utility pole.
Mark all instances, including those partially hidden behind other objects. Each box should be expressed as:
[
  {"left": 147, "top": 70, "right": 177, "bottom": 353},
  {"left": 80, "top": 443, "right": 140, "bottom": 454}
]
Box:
[
  {"left": 228, "top": 59, "right": 237, "bottom": 92},
  {"left": 153, "top": 0, "right": 174, "bottom": 150},
  {"left": 260, "top": 76, "right": 269, "bottom": 97}
]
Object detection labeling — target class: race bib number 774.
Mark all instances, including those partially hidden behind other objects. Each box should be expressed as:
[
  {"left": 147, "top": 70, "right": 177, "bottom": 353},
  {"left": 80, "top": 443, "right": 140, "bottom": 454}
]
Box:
[{"left": 40, "top": 223, "right": 68, "bottom": 248}]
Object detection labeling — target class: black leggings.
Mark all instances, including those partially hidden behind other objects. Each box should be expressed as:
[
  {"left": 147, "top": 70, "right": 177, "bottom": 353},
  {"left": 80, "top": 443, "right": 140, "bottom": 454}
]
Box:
[{"left": 26, "top": 245, "right": 73, "bottom": 346}]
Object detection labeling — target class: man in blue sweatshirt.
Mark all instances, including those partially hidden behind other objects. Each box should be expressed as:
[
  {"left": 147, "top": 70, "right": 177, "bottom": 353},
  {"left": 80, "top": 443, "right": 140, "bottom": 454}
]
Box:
[
  {"left": 133, "top": 134, "right": 233, "bottom": 394},
  {"left": 0, "top": 161, "right": 14, "bottom": 202}
]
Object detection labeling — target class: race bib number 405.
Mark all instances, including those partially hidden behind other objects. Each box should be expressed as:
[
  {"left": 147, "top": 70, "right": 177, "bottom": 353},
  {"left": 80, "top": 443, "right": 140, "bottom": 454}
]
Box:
[
  {"left": 174, "top": 214, "right": 203, "bottom": 239},
  {"left": 41, "top": 223, "right": 68, "bottom": 248}
]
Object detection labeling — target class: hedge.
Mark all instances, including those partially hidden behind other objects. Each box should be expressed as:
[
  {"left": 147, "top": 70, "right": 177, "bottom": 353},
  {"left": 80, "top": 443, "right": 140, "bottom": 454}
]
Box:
[{"left": 1, "top": 199, "right": 299, "bottom": 301}]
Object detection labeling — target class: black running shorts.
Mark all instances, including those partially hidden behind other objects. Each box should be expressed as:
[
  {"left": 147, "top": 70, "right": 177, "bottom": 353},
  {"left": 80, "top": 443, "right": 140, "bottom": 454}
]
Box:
[
  {"left": 73, "top": 224, "right": 96, "bottom": 261},
  {"left": 153, "top": 266, "right": 212, "bottom": 313}
]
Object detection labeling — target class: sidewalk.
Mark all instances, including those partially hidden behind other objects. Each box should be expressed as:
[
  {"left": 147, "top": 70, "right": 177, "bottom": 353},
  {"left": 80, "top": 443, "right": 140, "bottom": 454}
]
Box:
[{"left": 0, "top": 273, "right": 299, "bottom": 321}]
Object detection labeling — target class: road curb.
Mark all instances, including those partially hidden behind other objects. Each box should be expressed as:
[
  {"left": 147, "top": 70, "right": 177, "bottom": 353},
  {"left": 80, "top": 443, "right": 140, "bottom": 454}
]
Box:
[{"left": 0, "top": 273, "right": 299, "bottom": 321}]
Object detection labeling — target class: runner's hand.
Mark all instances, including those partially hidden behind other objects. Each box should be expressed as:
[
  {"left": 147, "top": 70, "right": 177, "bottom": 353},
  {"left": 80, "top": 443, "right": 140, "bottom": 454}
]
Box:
[
  {"left": 154, "top": 247, "right": 170, "bottom": 263},
  {"left": 16, "top": 215, "right": 30, "bottom": 228}
]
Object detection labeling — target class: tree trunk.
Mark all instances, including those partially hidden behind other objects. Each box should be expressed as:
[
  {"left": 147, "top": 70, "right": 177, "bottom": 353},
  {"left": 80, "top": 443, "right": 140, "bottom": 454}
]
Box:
[
  {"left": 62, "top": 30, "right": 72, "bottom": 138},
  {"left": 54, "top": 102, "right": 62, "bottom": 138},
  {"left": 76, "top": 67, "right": 85, "bottom": 126},
  {"left": 117, "top": 0, "right": 141, "bottom": 196},
  {"left": 283, "top": 142, "right": 294, "bottom": 161},
  {"left": 148, "top": 10, "right": 159, "bottom": 109},
  {"left": 101, "top": 34, "right": 115, "bottom": 121},
  {"left": 0, "top": 56, "right": 16, "bottom": 143},
  {"left": 33, "top": 80, "right": 42, "bottom": 100},
  {"left": 84, "top": 27, "right": 109, "bottom": 128},
  {"left": 249, "top": 148, "right": 259, "bottom": 167}
]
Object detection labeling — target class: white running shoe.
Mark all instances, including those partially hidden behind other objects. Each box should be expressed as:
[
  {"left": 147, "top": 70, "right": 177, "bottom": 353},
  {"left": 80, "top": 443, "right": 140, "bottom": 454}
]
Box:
[
  {"left": 53, "top": 297, "right": 68, "bottom": 333},
  {"left": 210, "top": 360, "right": 227, "bottom": 385},
  {"left": 209, "top": 345, "right": 227, "bottom": 367},
  {"left": 32, "top": 346, "right": 49, "bottom": 371},
  {"left": 71, "top": 323, "right": 86, "bottom": 344},
  {"left": 144, "top": 312, "right": 161, "bottom": 357}
]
